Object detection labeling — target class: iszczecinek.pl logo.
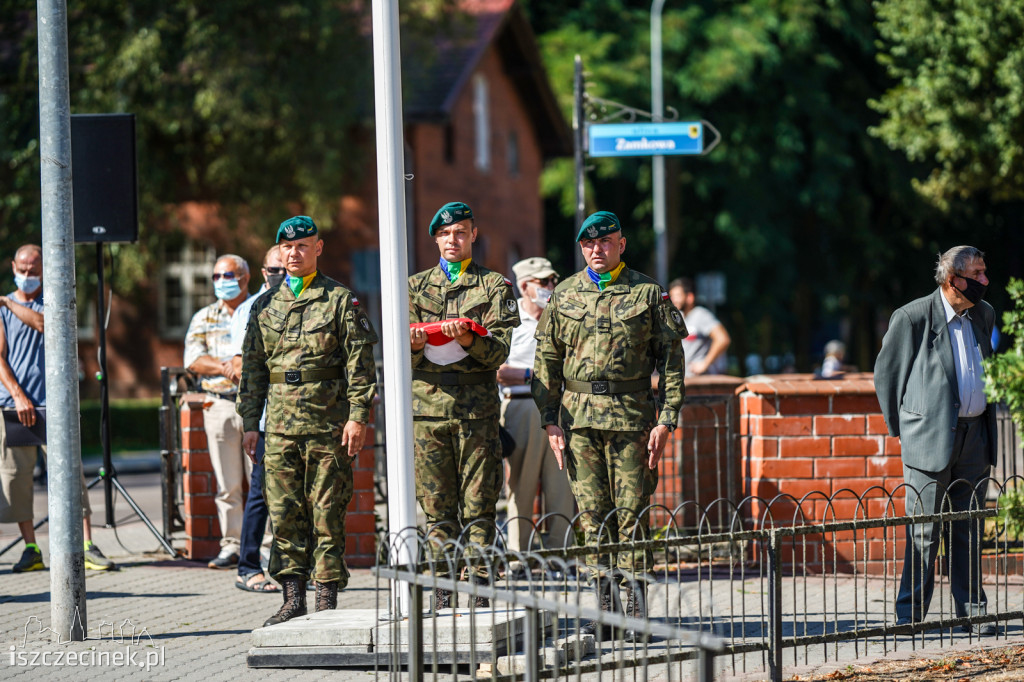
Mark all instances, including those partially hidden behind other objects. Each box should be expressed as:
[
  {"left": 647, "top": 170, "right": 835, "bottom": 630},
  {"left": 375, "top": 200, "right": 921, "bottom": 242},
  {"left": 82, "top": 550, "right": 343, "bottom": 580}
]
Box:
[{"left": 8, "top": 612, "right": 166, "bottom": 673}]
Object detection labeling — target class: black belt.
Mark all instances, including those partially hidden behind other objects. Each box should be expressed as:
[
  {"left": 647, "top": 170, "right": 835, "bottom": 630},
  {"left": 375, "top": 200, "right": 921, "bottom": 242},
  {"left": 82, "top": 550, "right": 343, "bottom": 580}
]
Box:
[
  {"left": 413, "top": 369, "right": 497, "bottom": 386},
  {"left": 504, "top": 393, "right": 534, "bottom": 400},
  {"left": 564, "top": 378, "right": 650, "bottom": 395},
  {"left": 957, "top": 412, "right": 985, "bottom": 424},
  {"left": 268, "top": 368, "right": 342, "bottom": 385}
]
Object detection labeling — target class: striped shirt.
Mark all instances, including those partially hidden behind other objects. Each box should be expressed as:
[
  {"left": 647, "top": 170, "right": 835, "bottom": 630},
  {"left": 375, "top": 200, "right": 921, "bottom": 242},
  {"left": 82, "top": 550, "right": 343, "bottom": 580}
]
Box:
[{"left": 184, "top": 300, "right": 236, "bottom": 396}]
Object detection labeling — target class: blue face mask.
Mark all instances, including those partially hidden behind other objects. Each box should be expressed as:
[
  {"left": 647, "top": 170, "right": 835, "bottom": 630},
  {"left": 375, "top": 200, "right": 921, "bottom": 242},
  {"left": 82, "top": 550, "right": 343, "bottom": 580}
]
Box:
[
  {"left": 214, "top": 279, "right": 242, "bottom": 301},
  {"left": 14, "top": 274, "right": 41, "bottom": 295}
]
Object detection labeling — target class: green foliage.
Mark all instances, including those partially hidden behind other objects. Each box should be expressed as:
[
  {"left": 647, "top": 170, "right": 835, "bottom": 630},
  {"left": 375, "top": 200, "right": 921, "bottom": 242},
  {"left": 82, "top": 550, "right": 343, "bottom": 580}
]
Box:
[
  {"left": 79, "top": 398, "right": 161, "bottom": 455},
  {"left": 0, "top": 1, "right": 451, "bottom": 293},
  {"left": 996, "top": 484, "right": 1024, "bottom": 541},
  {"left": 871, "top": 0, "right": 1024, "bottom": 207},
  {"left": 984, "top": 278, "right": 1024, "bottom": 426},
  {"left": 524, "top": 0, "right": 1024, "bottom": 370}
]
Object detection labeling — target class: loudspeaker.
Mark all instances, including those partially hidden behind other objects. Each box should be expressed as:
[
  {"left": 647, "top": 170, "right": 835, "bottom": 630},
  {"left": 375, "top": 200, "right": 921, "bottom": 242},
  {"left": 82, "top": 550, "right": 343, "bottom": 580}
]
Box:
[{"left": 71, "top": 113, "right": 138, "bottom": 243}]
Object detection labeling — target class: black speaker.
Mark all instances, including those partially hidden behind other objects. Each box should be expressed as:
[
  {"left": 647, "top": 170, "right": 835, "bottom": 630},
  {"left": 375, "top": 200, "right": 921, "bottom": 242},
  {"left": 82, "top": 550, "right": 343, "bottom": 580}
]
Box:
[{"left": 71, "top": 113, "right": 138, "bottom": 243}]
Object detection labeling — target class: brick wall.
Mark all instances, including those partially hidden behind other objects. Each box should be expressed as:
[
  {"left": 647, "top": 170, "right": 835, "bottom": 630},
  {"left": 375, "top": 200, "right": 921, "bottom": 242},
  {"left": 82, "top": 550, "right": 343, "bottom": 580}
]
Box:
[
  {"left": 654, "top": 376, "right": 744, "bottom": 530},
  {"left": 737, "top": 374, "right": 905, "bottom": 573},
  {"left": 179, "top": 396, "right": 378, "bottom": 567}
]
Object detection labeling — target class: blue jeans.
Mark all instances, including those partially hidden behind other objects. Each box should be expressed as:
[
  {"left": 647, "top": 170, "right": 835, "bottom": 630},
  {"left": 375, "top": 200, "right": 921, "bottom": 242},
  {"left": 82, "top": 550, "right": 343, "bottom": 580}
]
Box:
[{"left": 237, "top": 433, "right": 269, "bottom": 577}]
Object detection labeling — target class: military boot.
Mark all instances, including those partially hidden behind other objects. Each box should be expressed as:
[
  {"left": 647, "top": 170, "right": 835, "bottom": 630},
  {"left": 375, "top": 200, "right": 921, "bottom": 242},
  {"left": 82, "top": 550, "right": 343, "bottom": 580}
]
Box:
[
  {"left": 580, "top": 577, "right": 619, "bottom": 639},
  {"left": 263, "top": 578, "right": 307, "bottom": 627},
  {"left": 314, "top": 581, "right": 338, "bottom": 612},
  {"left": 623, "top": 583, "right": 649, "bottom": 643},
  {"left": 434, "top": 587, "right": 454, "bottom": 611},
  {"left": 471, "top": 575, "right": 490, "bottom": 609}
]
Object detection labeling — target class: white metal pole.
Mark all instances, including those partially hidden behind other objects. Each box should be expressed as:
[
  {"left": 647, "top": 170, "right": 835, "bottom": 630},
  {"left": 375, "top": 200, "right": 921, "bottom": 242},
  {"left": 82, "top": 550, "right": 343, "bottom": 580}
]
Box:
[
  {"left": 370, "top": 0, "right": 417, "bottom": 616},
  {"left": 651, "top": 0, "right": 668, "bottom": 286},
  {"left": 37, "top": 0, "right": 87, "bottom": 640}
]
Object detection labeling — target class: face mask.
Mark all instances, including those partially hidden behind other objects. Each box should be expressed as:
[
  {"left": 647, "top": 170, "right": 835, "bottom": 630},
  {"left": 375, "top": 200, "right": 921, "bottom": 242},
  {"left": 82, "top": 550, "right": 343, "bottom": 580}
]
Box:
[
  {"left": 266, "top": 273, "right": 285, "bottom": 289},
  {"left": 952, "top": 276, "right": 987, "bottom": 305},
  {"left": 14, "top": 275, "right": 41, "bottom": 295},
  {"left": 214, "top": 279, "right": 242, "bottom": 301},
  {"left": 531, "top": 286, "right": 552, "bottom": 309}
]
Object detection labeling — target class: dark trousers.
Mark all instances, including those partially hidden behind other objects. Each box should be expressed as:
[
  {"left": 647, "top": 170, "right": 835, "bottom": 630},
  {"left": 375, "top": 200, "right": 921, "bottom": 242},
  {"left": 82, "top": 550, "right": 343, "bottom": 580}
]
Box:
[
  {"left": 237, "top": 433, "right": 268, "bottom": 578},
  {"left": 897, "top": 417, "right": 991, "bottom": 622}
]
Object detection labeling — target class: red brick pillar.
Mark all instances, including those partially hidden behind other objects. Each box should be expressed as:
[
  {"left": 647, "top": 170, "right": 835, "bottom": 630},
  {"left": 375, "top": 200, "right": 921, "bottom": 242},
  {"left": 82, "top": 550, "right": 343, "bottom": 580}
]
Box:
[
  {"left": 738, "top": 374, "right": 904, "bottom": 572},
  {"left": 178, "top": 396, "right": 379, "bottom": 566},
  {"left": 180, "top": 394, "right": 220, "bottom": 560},
  {"left": 653, "top": 376, "right": 744, "bottom": 529},
  {"left": 345, "top": 415, "right": 379, "bottom": 568}
]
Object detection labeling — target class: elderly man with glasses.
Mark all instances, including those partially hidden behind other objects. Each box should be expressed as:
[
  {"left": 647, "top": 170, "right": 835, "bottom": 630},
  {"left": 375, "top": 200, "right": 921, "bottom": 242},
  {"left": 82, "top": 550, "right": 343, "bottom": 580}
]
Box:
[{"left": 184, "top": 253, "right": 252, "bottom": 569}]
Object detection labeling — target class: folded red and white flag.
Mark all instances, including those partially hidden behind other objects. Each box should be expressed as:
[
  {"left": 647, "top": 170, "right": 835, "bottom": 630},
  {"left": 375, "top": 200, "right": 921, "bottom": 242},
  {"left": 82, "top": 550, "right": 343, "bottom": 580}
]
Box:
[{"left": 411, "top": 318, "right": 491, "bottom": 365}]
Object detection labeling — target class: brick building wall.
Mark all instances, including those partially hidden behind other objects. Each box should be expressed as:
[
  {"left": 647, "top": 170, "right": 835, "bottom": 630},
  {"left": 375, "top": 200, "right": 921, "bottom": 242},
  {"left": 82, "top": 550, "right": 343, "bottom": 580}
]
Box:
[
  {"left": 407, "top": 46, "right": 547, "bottom": 279},
  {"left": 179, "top": 395, "right": 378, "bottom": 567}
]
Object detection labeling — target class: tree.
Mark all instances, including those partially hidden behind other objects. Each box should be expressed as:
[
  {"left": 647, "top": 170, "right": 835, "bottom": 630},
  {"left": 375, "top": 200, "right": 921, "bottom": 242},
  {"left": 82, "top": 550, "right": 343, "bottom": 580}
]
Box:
[
  {"left": 0, "top": 1, "right": 451, "bottom": 293},
  {"left": 871, "top": 0, "right": 1024, "bottom": 208},
  {"left": 524, "top": 1, "right": 1023, "bottom": 371},
  {"left": 985, "top": 278, "right": 1024, "bottom": 425}
]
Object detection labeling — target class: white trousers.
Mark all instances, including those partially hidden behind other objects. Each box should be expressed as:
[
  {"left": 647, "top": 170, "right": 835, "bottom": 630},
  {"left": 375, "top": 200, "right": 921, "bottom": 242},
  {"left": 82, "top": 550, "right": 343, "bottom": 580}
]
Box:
[
  {"left": 203, "top": 396, "right": 251, "bottom": 552},
  {"left": 501, "top": 397, "right": 574, "bottom": 551}
]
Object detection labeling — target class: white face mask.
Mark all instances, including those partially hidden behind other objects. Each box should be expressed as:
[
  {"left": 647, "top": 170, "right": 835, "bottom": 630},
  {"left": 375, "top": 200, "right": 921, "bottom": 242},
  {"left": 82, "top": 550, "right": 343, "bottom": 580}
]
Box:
[
  {"left": 14, "top": 274, "right": 41, "bottom": 295},
  {"left": 531, "top": 285, "right": 552, "bottom": 309}
]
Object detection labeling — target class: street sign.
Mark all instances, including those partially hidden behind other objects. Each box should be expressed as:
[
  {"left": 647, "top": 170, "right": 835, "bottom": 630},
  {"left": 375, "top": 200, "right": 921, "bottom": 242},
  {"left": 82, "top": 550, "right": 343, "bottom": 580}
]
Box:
[{"left": 588, "top": 121, "right": 704, "bottom": 157}]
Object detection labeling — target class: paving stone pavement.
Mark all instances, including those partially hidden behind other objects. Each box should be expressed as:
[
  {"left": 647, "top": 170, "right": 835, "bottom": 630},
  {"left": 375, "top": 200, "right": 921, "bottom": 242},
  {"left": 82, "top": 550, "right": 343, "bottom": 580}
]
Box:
[{"left": 2, "top": 471, "right": 1022, "bottom": 681}]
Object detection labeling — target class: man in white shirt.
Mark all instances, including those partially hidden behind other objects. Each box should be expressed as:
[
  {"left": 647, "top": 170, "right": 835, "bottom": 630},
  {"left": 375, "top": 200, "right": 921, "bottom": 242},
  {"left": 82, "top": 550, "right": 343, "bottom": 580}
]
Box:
[
  {"left": 184, "top": 254, "right": 252, "bottom": 569},
  {"left": 668, "top": 277, "right": 731, "bottom": 376},
  {"left": 226, "top": 245, "right": 284, "bottom": 592},
  {"left": 498, "top": 257, "right": 573, "bottom": 557}
]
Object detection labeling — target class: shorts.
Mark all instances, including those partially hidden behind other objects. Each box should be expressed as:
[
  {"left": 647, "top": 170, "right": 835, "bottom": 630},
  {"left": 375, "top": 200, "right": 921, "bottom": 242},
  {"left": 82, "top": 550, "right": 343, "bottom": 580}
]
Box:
[{"left": 0, "top": 412, "right": 91, "bottom": 524}]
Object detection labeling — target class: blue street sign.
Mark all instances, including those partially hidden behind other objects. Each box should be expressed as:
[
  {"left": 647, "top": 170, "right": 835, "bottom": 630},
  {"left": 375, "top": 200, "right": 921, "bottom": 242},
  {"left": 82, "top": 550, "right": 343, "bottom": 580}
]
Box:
[{"left": 588, "top": 121, "right": 704, "bottom": 157}]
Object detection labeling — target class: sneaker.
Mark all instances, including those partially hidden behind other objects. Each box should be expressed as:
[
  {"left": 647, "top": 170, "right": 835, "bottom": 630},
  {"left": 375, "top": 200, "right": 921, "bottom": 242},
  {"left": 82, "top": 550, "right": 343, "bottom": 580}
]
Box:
[
  {"left": 83, "top": 541, "right": 115, "bottom": 571},
  {"left": 208, "top": 548, "right": 239, "bottom": 569},
  {"left": 13, "top": 545, "right": 45, "bottom": 573}
]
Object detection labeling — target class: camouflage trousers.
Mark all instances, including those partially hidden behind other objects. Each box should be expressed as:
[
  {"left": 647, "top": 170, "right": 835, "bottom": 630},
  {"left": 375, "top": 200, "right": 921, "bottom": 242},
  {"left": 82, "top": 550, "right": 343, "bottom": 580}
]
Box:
[
  {"left": 264, "top": 429, "right": 352, "bottom": 586},
  {"left": 564, "top": 427, "right": 658, "bottom": 580},
  {"left": 413, "top": 417, "right": 502, "bottom": 577}
]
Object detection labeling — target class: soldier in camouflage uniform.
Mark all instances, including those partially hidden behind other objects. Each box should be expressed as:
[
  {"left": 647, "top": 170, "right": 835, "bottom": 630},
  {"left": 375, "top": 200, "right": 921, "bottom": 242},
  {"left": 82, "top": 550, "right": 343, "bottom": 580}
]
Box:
[
  {"left": 237, "top": 216, "right": 378, "bottom": 627},
  {"left": 408, "top": 201, "right": 519, "bottom": 608},
  {"left": 532, "top": 210, "right": 686, "bottom": 640}
]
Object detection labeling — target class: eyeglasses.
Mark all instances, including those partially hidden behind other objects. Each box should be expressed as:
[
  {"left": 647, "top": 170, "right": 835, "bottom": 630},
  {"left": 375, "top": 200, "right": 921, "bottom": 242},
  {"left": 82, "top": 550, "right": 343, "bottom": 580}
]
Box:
[
  {"left": 264, "top": 267, "right": 285, "bottom": 275},
  {"left": 211, "top": 271, "right": 238, "bottom": 281},
  {"left": 532, "top": 276, "right": 558, "bottom": 287}
]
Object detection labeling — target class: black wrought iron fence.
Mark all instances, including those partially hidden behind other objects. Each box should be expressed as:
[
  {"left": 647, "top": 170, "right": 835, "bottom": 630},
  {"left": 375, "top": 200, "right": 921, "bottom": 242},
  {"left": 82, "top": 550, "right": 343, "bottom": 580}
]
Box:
[
  {"left": 373, "top": 475, "right": 1024, "bottom": 681},
  {"left": 158, "top": 366, "right": 197, "bottom": 539}
]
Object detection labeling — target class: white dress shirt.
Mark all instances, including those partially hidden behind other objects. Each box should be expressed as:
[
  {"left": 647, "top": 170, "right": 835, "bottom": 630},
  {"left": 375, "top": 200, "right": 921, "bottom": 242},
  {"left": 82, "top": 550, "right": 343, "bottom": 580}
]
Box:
[{"left": 940, "top": 292, "right": 987, "bottom": 418}]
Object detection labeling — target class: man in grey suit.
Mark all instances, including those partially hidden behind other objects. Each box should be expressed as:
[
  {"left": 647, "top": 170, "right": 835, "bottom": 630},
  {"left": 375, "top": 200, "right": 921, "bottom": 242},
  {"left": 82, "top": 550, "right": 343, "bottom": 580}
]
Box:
[{"left": 875, "top": 245, "right": 997, "bottom": 634}]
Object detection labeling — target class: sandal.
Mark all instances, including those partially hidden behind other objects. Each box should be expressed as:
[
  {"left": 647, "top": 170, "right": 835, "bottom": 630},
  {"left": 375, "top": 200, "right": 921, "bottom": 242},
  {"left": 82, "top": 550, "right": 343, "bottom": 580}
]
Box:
[{"left": 236, "top": 573, "right": 280, "bottom": 593}]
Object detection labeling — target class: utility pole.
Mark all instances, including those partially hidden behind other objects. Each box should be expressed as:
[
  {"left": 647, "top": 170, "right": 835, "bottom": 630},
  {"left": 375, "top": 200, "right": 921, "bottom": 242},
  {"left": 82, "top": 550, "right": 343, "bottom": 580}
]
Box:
[
  {"left": 37, "top": 0, "right": 86, "bottom": 640},
  {"left": 651, "top": 0, "right": 668, "bottom": 287},
  {"left": 573, "top": 55, "right": 586, "bottom": 273},
  {"left": 370, "top": 0, "right": 417, "bottom": 617}
]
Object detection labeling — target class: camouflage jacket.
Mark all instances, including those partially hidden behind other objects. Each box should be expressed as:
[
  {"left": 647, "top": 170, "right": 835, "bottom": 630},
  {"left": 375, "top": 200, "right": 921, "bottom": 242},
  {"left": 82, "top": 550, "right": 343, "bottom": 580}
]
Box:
[
  {"left": 532, "top": 266, "right": 686, "bottom": 432},
  {"left": 409, "top": 260, "right": 520, "bottom": 420},
  {"left": 237, "top": 271, "right": 378, "bottom": 435}
]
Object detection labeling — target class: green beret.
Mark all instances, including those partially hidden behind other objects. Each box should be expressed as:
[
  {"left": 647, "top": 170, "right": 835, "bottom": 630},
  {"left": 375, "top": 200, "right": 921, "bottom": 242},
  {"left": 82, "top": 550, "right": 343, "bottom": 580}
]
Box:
[
  {"left": 429, "top": 201, "right": 474, "bottom": 236},
  {"left": 276, "top": 215, "right": 318, "bottom": 243},
  {"left": 577, "top": 211, "right": 621, "bottom": 242}
]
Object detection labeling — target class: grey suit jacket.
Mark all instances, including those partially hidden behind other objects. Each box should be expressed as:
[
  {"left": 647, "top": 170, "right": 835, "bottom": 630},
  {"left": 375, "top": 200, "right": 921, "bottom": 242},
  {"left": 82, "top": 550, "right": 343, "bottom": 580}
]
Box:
[{"left": 874, "top": 288, "right": 997, "bottom": 473}]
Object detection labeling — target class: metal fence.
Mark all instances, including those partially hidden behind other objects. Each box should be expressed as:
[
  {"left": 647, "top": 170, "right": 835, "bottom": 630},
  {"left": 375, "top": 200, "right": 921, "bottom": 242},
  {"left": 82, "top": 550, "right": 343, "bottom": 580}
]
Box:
[
  {"left": 372, "top": 475, "right": 1024, "bottom": 681},
  {"left": 157, "top": 366, "right": 196, "bottom": 540}
]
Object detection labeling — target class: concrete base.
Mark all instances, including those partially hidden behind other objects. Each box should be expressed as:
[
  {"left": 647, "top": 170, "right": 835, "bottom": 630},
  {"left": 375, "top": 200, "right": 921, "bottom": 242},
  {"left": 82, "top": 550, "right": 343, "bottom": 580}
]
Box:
[{"left": 247, "top": 608, "right": 550, "bottom": 668}]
